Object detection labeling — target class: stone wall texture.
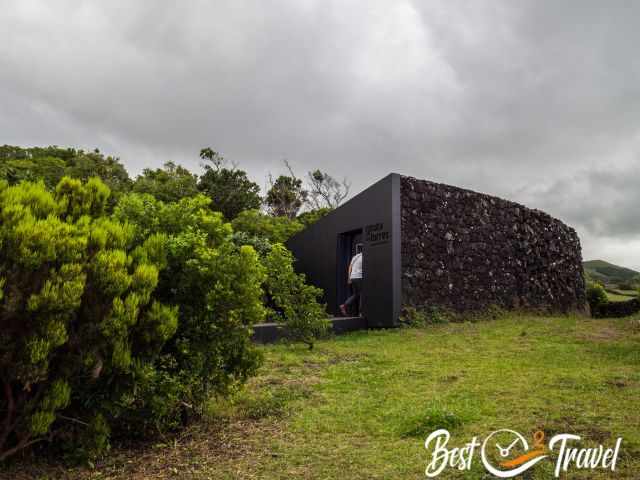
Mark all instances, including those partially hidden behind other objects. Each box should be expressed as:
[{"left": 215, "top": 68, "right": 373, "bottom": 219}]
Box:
[{"left": 401, "top": 176, "right": 586, "bottom": 313}]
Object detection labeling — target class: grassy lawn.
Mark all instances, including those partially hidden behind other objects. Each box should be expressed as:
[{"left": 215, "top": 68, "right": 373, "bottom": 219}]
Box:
[
  {"left": 6, "top": 314, "right": 640, "bottom": 479},
  {"left": 605, "top": 290, "right": 637, "bottom": 302}
]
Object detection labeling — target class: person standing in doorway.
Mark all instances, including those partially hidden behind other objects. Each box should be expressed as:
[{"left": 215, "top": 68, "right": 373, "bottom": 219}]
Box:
[{"left": 340, "top": 243, "right": 363, "bottom": 316}]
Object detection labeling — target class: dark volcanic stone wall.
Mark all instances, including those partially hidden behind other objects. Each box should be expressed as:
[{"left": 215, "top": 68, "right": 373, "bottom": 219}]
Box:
[
  {"left": 401, "top": 176, "right": 586, "bottom": 313},
  {"left": 592, "top": 298, "right": 640, "bottom": 318}
]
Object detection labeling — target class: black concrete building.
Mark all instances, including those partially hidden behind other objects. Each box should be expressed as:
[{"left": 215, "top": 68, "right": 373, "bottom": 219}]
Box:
[{"left": 286, "top": 173, "right": 586, "bottom": 328}]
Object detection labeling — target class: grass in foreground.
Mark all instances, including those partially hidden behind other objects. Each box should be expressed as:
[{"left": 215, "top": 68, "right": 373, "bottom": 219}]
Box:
[{"left": 4, "top": 314, "right": 640, "bottom": 479}]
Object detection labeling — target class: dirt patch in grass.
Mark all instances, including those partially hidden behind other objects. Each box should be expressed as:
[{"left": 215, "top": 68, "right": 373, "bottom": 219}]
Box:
[
  {"left": 577, "top": 325, "right": 624, "bottom": 342},
  {"left": 2, "top": 418, "right": 287, "bottom": 480},
  {"left": 327, "top": 352, "right": 368, "bottom": 364},
  {"left": 301, "top": 351, "right": 368, "bottom": 370},
  {"left": 439, "top": 374, "right": 461, "bottom": 383},
  {"left": 542, "top": 415, "right": 612, "bottom": 443},
  {"left": 605, "top": 376, "right": 632, "bottom": 388}
]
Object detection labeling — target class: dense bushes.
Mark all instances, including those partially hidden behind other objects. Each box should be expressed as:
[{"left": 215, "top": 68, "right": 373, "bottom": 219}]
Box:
[
  {"left": 232, "top": 209, "right": 304, "bottom": 243},
  {"left": 586, "top": 281, "right": 608, "bottom": 316},
  {"left": 113, "top": 193, "right": 267, "bottom": 412},
  {"left": 0, "top": 147, "right": 333, "bottom": 461},
  {"left": 0, "top": 178, "right": 177, "bottom": 460},
  {"left": 0, "top": 182, "right": 328, "bottom": 461}
]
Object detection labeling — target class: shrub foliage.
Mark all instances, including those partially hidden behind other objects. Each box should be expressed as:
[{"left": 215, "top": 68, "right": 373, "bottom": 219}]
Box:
[
  {"left": 263, "top": 244, "right": 329, "bottom": 349},
  {"left": 586, "top": 281, "right": 609, "bottom": 317},
  {"left": 0, "top": 178, "right": 176, "bottom": 460},
  {"left": 113, "top": 193, "right": 267, "bottom": 420},
  {"left": 0, "top": 148, "right": 331, "bottom": 461}
]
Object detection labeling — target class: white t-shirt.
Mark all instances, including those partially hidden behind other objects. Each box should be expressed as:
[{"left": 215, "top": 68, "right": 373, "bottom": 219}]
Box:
[{"left": 349, "top": 253, "right": 363, "bottom": 279}]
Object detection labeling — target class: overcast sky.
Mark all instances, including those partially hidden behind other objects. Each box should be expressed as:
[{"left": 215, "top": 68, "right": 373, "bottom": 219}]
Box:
[{"left": 1, "top": 1, "right": 639, "bottom": 268}]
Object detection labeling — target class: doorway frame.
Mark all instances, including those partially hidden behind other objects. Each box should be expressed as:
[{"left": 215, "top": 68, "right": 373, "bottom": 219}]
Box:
[{"left": 336, "top": 228, "right": 363, "bottom": 315}]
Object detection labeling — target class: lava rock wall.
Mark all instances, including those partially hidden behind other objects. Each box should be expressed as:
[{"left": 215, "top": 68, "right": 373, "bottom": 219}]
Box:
[
  {"left": 592, "top": 298, "right": 640, "bottom": 318},
  {"left": 401, "top": 176, "right": 586, "bottom": 313}
]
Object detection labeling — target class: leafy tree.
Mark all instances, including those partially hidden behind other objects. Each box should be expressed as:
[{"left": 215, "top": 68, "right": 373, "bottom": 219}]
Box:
[
  {"left": 306, "top": 170, "right": 350, "bottom": 209},
  {"left": 64, "top": 150, "right": 132, "bottom": 197},
  {"left": 265, "top": 173, "right": 307, "bottom": 218},
  {"left": 132, "top": 161, "right": 198, "bottom": 203},
  {"left": 297, "top": 207, "right": 331, "bottom": 227},
  {"left": 232, "top": 209, "right": 304, "bottom": 244},
  {"left": 0, "top": 177, "right": 176, "bottom": 460},
  {"left": 197, "top": 148, "right": 261, "bottom": 220},
  {"left": 231, "top": 231, "right": 274, "bottom": 258},
  {"left": 263, "top": 244, "right": 329, "bottom": 349},
  {"left": 0, "top": 145, "right": 132, "bottom": 199}
]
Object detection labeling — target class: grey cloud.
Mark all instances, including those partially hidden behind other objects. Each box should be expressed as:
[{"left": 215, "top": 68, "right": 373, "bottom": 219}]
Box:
[
  {"left": 517, "top": 166, "right": 640, "bottom": 239},
  {"left": 1, "top": 0, "right": 640, "bottom": 266}
]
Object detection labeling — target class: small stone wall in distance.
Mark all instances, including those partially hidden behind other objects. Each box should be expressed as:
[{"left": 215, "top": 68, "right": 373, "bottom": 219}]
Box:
[
  {"left": 592, "top": 298, "right": 640, "bottom": 318},
  {"left": 400, "top": 176, "right": 586, "bottom": 314}
]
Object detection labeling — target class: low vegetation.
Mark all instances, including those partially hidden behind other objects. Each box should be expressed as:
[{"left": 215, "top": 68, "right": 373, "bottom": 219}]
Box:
[
  {"left": 0, "top": 145, "right": 343, "bottom": 461},
  {"left": 6, "top": 314, "right": 639, "bottom": 479}
]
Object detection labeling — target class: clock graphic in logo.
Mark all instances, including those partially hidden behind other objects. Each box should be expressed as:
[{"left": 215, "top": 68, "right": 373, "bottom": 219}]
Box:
[{"left": 481, "top": 429, "right": 548, "bottom": 478}]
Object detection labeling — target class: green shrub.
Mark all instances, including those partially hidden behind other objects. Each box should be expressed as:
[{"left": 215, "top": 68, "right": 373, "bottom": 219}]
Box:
[
  {"left": 586, "top": 281, "right": 608, "bottom": 316},
  {"left": 0, "top": 181, "right": 327, "bottom": 461},
  {"left": 114, "top": 193, "right": 267, "bottom": 422},
  {"left": 297, "top": 207, "right": 331, "bottom": 227},
  {"left": 230, "top": 228, "right": 330, "bottom": 350},
  {"left": 0, "top": 178, "right": 177, "bottom": 461},
  {"left": 263, "top": 244, "right": 329, "bottom": 349},
  {"left": 231, "top": 231, "right": 273, "bottom": 257},
  {"left": 232, "top": 209, "right": 304, "bottom": 244}
]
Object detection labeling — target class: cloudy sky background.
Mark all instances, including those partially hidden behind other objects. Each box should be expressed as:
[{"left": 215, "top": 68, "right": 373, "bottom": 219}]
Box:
[{"left": 2, "top": 1, "right": 639, "bottom": 267}]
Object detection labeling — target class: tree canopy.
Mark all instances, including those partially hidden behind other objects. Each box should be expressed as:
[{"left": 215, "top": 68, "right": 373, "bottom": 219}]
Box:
[
  {"left": 198, "top": 163, "right": 262, "bottom": 220},
  {"left": 132, "top": 161, "right": 199, "bottom": 203},
  {"left": 0, "top": 146, "right": 132, "bottom": 200}
]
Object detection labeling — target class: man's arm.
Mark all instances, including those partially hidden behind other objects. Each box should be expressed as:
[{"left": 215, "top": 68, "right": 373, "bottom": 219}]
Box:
[{"left": 347, "top": 263, "right": 352, "bottom": 284}]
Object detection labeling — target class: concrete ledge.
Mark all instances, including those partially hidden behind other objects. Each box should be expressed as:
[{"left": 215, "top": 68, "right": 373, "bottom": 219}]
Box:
[
  {"left": 252, "top": 316, "right": 367, "bottom": 343},
  {"left": 330, "top": 316, "right": 368, "bottom": 334}
]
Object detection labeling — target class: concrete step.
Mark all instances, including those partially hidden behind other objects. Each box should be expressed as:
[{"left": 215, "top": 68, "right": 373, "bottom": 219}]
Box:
[{"left": 252, "top": 316, "right": 367, "bottom": 343}]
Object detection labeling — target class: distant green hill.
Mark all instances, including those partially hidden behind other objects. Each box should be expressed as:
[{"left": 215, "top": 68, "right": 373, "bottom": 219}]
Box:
[{"left": 583, "top": 259, "right": 640, "bottom": 287}]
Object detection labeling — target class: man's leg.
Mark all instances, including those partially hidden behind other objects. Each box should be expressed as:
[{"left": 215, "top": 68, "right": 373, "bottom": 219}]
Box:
[
  {"left": 343, "top": 293, "right": 354, "bottom": 314},
  {"left": 353, "top": 279, "right": 362, "bottom": 316},
  {"left": 340, "top": 283, "right": 351, "bottom": 316},
  {"left": 342, "top": 280, "right": 358, "bottom": 316},
  {"left": 344, "top": 279, "right": 361, "bottom": 316}
]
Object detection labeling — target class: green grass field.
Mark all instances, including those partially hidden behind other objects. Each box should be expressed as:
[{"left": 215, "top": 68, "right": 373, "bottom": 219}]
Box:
[
  {"left": 605, "top": 289, "right": 638, "bottom": 302},
  {"left": 8, "top": 314, "right": 640, "bottom": 479},
  {"left": 605, "top": 291, "right": 636, "bottom": 302}
]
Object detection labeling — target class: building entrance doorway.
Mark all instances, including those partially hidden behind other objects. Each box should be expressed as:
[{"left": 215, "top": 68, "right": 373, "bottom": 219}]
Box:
[{"left": 337, "top": 228, "right": 363, "bottom": 316}]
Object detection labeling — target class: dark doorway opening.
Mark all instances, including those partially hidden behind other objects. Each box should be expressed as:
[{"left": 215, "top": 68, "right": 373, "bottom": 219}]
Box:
[{"left": 336, "top": 228, "right": 363, "bottom": 316}]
